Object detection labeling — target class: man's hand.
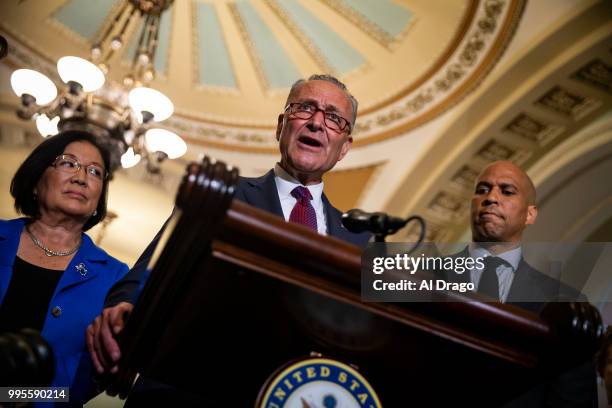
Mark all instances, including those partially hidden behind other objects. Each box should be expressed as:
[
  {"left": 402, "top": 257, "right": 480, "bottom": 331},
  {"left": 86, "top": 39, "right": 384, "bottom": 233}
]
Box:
[{"left": 86, "top": 302, "right": 134, "bottom": 375}]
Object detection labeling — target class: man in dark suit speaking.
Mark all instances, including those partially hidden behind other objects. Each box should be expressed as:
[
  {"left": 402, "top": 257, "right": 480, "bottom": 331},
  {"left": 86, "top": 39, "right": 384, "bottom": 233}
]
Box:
[{"left": 86, "top": 74, "right": 370, "bottom": 378}]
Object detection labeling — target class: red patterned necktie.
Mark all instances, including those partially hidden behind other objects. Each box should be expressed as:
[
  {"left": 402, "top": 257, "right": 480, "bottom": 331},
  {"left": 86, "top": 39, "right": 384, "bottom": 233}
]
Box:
[{"left": 289, "top": 186, "right": 318, "bottom": 231}]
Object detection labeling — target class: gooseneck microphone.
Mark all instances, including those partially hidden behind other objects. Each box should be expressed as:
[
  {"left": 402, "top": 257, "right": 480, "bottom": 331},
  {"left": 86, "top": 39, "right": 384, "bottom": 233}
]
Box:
[
  {"left": 342, "top": 209, "right": 426, "bottom": 244},
  {"left": 341, "top": 209, "right": 407, "bottom": 234}
]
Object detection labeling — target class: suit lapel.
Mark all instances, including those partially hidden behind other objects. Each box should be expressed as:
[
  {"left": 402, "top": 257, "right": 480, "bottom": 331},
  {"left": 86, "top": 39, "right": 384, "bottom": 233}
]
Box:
[
  {"left": 322, "top": 194, "right": 371, "bottom": 247},
  {"left": 322, "top": 194, "right": 347, "bottom": 240},
  {"left": 506, "top": 259, "right": 545, "bottom": 312},
  {"left": 240, "top": 170, "right": 284, "bottom": 217}
]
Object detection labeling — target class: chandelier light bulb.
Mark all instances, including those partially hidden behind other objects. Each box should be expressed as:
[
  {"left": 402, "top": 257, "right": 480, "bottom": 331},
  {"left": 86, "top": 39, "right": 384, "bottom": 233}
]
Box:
[
  {"left": 10, "top": 69, "right": 58, "bottom": 105},
  {"left": 123, "top": 75, "right": 135, "bottom": 87},
  {"left": 145, "top": 128, "right": 187, "bottom": 159},
  {"left": 143, "top": 69, "right": 155, "bottom": 82},
  {"left": 121, "top": 147, "right": 141, "bottom": 168},
  {"left": 90, "top": 44, "right": 102, "bottom": 60},
  {"left": 35, "top": 114, "right": 60, "bottom": 137},
  {"left": 57, "top": 56, "right": 105, "bottom": 92},
  {"left": 128, "top": 87, "right": 174, "bottom": 122},
  {"left": 110, "top": 36, "right": 123, "bottom": 50},
  {"left": 137, "top": 53, "right": 150, "bottom": 65}
]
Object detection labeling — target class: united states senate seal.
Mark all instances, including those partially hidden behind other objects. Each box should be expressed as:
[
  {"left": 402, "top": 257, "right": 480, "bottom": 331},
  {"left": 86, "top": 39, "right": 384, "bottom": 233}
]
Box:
[{"left": 257, "top": 357, "right": 382, "bottom": 408}]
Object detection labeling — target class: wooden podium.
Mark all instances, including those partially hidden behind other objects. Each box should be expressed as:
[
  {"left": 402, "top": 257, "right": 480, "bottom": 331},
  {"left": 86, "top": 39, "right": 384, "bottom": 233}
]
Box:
[{"left": 113, "top": 158, "right": 603, "bottom": 406}]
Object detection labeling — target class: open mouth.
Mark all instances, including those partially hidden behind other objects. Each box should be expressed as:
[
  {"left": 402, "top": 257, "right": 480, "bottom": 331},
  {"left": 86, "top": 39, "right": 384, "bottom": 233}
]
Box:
[{"left": 298, "top": 135, "right": 323, "bottom": 148}]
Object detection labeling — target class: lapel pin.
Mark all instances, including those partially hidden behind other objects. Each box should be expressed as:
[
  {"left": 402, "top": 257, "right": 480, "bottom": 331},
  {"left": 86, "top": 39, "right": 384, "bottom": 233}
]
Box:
[{"left": 75, "top": 263, "right": 88, "bottom": 276}]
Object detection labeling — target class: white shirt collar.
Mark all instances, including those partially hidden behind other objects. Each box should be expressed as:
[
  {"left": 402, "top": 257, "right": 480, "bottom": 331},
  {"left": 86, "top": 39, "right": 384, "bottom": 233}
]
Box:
[{"left": 273, "top": 163, "right": 324, "bottom": 203}]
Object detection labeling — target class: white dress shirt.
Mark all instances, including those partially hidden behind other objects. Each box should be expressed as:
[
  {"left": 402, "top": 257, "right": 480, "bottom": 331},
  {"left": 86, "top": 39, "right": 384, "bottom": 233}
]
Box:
[
  {"left": 273, "top": 163, "right": 327, "bottom": 235},
  {"left": 468, "top": 244, "right": 522, "bottom": 302}
]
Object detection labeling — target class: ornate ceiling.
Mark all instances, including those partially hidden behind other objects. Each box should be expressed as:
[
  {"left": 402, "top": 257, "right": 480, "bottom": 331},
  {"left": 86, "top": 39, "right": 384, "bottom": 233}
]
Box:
[{"left": 1, "top": 0, "right": 524, "bottom": 151}]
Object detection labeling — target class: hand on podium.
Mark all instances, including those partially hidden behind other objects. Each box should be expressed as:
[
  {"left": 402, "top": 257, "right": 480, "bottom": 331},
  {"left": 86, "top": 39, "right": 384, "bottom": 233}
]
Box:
[{"left": 86, "top": 302, "right": 134, "bottom": 380}]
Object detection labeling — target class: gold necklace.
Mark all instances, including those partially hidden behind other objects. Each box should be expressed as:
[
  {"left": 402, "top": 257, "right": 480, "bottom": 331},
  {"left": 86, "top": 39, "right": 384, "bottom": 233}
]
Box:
[{"left": 26, "top": 226, "right": 81, "bottom": 257}]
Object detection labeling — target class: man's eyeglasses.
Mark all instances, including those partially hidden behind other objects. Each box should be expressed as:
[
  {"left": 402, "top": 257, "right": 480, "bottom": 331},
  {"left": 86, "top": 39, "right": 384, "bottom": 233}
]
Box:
[
  {"left": 285, "top": 102, "right": 351, "bottom": 133},
  {"left": 52, "top": 154, "right": 107, "bottom": 181}
]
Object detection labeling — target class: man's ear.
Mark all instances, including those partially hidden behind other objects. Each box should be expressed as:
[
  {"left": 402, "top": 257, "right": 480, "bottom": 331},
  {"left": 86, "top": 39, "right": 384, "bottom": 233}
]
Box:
[
  {"left": 337, "top": 135, "right": 353, "bottom": 162},
  {"left": 276, "top": 114, "right": 284, "bottom": 142},
  {"left": 525, "top": 205, "right": 538, "bottom": 226}
]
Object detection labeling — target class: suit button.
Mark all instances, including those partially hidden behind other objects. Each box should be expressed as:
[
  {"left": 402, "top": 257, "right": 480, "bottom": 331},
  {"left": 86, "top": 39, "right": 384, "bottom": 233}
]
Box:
[{"left": 51, "top": 306, "right": 62, "bottom": 317}]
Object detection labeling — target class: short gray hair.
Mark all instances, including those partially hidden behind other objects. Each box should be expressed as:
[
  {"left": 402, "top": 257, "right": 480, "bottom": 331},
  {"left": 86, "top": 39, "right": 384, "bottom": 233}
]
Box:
[{"left": 285, "top": 74, "right": 358, "bottom": 131}]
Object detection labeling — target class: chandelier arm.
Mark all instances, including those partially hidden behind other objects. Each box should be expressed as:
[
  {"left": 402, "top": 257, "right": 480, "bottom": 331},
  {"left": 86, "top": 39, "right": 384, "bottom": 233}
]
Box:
[
  {"left": 102, "top": 48, "right": 115, "bottom": 65},
  {"left": 143, "top": 15, "right": 156, "bottom": 59},
  {"left": 118, "top": 5, "right": 138, "bottom": 39},
  {"left": 147, "top": 16, "right": 160, "bottom": 63},
  {"left": 95, "top": 1, "right": 129, "bottom": 48},
  {"left": 103, "top": 5, "right": 138, "bottom": 64},
  {"left": 42, "top": 93, "right": 62, "bottom": 117},
  {"left": 131, "top": 13, "right": 151, "bottom": 75}
]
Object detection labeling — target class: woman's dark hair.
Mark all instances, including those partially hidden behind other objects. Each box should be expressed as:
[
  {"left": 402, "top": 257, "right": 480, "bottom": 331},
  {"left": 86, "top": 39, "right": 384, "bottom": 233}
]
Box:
[{"left": 10, "top": 130, "right": 112, "bottom": 231}]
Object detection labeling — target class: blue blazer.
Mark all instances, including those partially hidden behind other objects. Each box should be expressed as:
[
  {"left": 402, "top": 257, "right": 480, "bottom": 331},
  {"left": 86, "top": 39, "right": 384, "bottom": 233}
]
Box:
[
  {"left": 105, "top": 170, "right": 370, "bottom": 307},
  {"left": 0, "top": 218, "right": 128, "bottom": 404}
]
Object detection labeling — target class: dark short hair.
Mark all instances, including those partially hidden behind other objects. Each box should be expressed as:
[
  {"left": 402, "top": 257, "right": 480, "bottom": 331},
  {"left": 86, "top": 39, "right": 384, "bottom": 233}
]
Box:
[
  {"left": 286, "top": 74, "right": 358, "bottom": 131},
  {"left": 10, "top": 130, "right": 112, "bottom": 231}
]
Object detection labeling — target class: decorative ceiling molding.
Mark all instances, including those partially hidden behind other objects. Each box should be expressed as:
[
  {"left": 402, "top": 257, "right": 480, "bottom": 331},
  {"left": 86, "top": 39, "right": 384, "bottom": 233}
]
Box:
[
  {"left": 0, "top": 30, "right": 58, "bottom": 82},
  {"left": 399, "top": 61, "right": 612, "bottom": 243},
  {"left": 227, "top": 1, "right": 271, "bottom": 91},
  {"left": 571, "top": 59, "right": 611, "bottom": 94},
  {"left": 263, "top": 0, "right": 335, "bottom": 75},
  {"left": 319, "top": 0, "right": 414, "bottom": 51},
  {"left": 352, "top": 0, "right": 526, "bottom": 145},
  {"left": 0, "top": 0, "right": 524, "bottom": 154}
]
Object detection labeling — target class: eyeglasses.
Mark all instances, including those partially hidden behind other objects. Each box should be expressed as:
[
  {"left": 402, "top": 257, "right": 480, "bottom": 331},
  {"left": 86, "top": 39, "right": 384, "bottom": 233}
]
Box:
[
  {"left": 285, "top": 102, "right": 351, "bottom": 133},
  {"left": 52, "top": 154, "right": 107, "bottom": 181}
]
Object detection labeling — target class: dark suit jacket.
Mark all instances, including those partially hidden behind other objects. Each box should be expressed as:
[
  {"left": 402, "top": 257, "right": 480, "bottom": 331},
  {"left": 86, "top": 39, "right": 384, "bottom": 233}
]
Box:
[
  {"left": 443, "top": 247, "right": 585, "bottom": 314},
  {"left": 105, "top": 170, "right": 370, "bottom": 307},
  {"left": 443, "top": 247, "right": 596, "bottom": 407}
]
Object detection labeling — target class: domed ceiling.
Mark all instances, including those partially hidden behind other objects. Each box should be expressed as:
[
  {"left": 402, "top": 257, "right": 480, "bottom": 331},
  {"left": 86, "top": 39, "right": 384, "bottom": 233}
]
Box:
[{"left": 1, "top": 0, "right": 524, "bottom": 152}]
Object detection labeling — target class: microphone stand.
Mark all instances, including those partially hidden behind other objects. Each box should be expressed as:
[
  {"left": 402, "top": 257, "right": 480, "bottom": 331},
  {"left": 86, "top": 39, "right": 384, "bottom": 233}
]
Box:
[
  {"left": 373, "top": 215, "right": 426, "bottom": 249},
  {"left": 341, "top": 208, "right": 426, "bottom": 250}
]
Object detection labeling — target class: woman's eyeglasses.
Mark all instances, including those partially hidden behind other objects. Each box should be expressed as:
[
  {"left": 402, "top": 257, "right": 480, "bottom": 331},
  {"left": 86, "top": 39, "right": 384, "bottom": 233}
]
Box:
[{"left": 52, "top": 154, "right": 107, "bottom": 181}]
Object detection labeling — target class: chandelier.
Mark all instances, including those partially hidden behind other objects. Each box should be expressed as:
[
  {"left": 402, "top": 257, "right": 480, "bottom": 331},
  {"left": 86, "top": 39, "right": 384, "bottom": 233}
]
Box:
[{"left": 9, "top": 0, "right": 186, "bottom": 174}]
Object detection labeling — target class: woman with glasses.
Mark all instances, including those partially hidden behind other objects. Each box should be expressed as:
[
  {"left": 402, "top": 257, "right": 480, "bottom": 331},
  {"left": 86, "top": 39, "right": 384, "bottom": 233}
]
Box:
[{"left": 0, "top": 130, "right": 128, "bottom": 404}]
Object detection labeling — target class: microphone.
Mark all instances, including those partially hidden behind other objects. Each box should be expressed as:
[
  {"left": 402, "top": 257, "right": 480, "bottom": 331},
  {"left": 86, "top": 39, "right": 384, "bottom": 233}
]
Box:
[{"left": 341, "top": 209, "right": 408, "bottom": 235}]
